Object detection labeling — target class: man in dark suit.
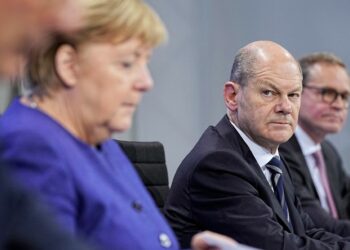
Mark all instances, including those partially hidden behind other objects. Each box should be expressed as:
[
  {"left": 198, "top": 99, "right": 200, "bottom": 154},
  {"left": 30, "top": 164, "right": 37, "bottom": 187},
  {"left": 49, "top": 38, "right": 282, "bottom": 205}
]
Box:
[
  {"left": 280, "top": 52, "right": 350, "bottom": 236},
  {"left": 164, "top": 41, "right": 350, "bottom": 249}
]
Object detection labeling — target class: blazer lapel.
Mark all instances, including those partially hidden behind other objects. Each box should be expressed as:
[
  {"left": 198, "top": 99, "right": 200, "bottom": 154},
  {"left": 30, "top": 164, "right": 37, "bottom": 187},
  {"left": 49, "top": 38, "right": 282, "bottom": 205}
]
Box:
[
  {"left": 216, "top": 115, "right": 293, "bottom": 232},
  {"left": 321, "top": 143, "right": 341, "bottom": 215},
  {"left": 282, "top": 135, "right": 318, "bottom": 197}
]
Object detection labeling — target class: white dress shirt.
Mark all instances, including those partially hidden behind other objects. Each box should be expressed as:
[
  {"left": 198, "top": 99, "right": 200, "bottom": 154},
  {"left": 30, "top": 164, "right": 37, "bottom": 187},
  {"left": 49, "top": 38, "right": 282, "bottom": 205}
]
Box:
[
  {"left": 294, "top": 126, "right": 330, "bottom": 212},
  {"left": 230, "top": 121, "right": 279, "bottom": 190}
]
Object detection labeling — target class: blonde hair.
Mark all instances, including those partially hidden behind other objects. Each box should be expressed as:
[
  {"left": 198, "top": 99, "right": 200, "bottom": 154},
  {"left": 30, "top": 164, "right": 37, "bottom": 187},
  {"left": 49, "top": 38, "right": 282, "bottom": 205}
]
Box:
[{"left": 28, "top": 0, "right": 167, "bottom": 96}]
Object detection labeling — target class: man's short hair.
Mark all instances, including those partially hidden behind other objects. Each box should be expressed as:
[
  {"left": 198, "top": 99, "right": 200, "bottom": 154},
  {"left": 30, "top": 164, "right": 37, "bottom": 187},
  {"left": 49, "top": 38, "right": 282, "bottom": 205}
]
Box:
[
  {"left": 229, "top": 47, "right": 257, "bottom": 86},
  {"left": 299, "top": 52, "right": 347, "bottom": 86}
]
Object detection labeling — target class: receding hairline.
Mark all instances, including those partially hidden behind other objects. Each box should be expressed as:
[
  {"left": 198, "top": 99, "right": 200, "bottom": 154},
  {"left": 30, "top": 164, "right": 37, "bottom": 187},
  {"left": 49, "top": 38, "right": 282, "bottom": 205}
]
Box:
[{"left": 229, "top": 41, "right": 301, "bottom": 86}]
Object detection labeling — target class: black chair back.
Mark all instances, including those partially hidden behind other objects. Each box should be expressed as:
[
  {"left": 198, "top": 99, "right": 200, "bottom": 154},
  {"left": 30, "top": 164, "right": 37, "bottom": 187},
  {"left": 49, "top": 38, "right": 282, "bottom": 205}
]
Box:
[{"left": 116, "top": 140, "right": 170, "bottom": 211}]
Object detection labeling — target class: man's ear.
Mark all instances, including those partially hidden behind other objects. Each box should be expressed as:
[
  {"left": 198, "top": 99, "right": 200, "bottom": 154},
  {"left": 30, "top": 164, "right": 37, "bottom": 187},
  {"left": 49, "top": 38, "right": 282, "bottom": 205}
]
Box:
[
  {"left": 224, "top": 81, "right": 240, "bottom": 111},
  {"left": 54, "top": 44, "right": 78, "bottom": 87}
]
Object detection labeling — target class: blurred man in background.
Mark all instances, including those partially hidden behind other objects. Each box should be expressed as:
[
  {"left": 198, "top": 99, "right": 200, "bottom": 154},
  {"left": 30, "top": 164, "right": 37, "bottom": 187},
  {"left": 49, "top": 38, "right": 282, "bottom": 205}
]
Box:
[{"left": 280, "top": 52, "right": 350, "bottom": 236}]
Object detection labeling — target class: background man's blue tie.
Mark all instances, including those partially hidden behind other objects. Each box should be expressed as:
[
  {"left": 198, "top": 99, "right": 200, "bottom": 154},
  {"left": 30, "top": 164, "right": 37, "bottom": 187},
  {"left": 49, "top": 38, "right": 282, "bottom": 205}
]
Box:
[{"left": 266, "top": 156, "right": 290, "bottom": 224}]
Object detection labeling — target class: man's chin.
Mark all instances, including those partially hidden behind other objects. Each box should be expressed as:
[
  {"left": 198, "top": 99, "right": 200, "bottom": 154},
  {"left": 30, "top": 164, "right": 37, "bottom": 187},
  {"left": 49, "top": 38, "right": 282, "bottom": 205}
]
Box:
[
  {"left": 324, "top": 126, "right": 342, "bottom": 134},
  {"left": 271, "top": 132, "right": 294, "bottom": 145}
]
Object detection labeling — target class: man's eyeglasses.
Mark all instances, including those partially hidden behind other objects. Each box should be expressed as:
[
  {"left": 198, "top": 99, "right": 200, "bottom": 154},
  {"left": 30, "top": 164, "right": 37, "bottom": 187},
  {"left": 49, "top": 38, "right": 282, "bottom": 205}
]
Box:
[{"left": 304, "top": 85, "right": 350, "bottom": 108}]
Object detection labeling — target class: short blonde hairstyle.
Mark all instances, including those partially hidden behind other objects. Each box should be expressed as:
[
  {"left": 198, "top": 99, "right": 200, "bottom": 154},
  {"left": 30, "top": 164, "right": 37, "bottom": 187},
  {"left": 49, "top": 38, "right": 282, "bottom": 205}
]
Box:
[{"left": 28, "top": 0, "right": 167, "bottom": 96}]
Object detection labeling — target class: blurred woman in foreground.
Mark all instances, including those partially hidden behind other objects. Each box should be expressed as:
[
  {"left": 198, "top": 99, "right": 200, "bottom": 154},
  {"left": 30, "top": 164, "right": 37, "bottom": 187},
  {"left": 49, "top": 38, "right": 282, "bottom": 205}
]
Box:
[
  {"left": 0, "top": 0, "right": 254, "bottom": 249},
  {"left": 0, "top": 0, "right": 178, "bottom": 249}
]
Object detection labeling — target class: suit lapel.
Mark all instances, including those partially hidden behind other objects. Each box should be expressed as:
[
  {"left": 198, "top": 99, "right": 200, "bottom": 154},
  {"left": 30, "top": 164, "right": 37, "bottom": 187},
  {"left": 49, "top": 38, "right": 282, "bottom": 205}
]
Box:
[
  {"left": 216, "top": 115, "right": 294, "bottom": 232},
  {"left": 321, "top": 142, "right": 341, "bottom": 215},
  {"left": 283, "top": 135, "right": 318, "bottom": 197}
]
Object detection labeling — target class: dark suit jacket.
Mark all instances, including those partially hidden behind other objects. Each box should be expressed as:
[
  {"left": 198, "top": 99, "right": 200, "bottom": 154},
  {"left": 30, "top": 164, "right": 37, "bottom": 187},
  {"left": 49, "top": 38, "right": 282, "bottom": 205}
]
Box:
[
  {"left": 280, "top": 134, "right": 350, "bottom": 236},
  {"left": 0, "top": 168, "right": 92, "bottom": 250},
  {"left": 165, "top": 115, "right": 350, "bottom": 250}
]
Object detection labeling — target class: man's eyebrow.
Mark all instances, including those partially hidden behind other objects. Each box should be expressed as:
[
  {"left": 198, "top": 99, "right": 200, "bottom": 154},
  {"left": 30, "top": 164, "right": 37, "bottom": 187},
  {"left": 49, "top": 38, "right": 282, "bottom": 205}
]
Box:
[
  {"left": 289, "top": 85, "right": 302, "bottom": 92},
  {"left": 257, "top": 80, "right": 302, "bottom": 93},
  {"left": 256, "top": 80, "right": 279, "bottom": 91}
]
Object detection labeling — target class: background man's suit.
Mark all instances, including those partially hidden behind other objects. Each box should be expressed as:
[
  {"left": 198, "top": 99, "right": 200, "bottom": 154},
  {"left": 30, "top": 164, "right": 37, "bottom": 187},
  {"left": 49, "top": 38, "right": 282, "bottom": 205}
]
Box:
[
  {"left": 280, "top": 135, "right": 350, "bottom": 235},
  {"left": 165, "top": 115, "right": 350, "bottom": 250}
]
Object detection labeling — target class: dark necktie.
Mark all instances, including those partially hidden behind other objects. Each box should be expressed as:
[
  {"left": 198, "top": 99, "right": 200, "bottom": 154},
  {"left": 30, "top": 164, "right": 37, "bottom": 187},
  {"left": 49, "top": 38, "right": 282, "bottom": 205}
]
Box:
[
  {"left": 266, "top": 156, "right": 290, "bottom": 223},
  {"left": 312, "top": 150, "right": 338, "bottom": 218}
]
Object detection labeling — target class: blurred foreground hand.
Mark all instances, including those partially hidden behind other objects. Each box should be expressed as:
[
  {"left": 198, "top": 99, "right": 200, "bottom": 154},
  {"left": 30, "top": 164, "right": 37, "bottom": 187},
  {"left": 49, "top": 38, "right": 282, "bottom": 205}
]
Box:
[
  {"left": 192, "top": 231, "right": 260, "bottom": 250},
  {"left": 0, "top": 0, "right": 83, "bottom": 77}
]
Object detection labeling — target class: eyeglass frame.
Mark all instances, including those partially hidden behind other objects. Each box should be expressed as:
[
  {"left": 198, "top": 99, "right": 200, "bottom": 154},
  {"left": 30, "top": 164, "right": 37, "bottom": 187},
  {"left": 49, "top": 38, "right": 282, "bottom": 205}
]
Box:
[{"left": 303, "top": 84, "right": 350, "bottom": 108}]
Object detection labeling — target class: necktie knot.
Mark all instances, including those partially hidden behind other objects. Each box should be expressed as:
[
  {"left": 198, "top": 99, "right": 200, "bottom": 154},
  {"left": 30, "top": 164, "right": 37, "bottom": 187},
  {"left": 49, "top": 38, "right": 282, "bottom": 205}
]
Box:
[
  {"left": 266, "top": 156, "right": 283, "bottom": 175},
  {"left": 312, "top": 150, "right": 323, "bottom": 169}
]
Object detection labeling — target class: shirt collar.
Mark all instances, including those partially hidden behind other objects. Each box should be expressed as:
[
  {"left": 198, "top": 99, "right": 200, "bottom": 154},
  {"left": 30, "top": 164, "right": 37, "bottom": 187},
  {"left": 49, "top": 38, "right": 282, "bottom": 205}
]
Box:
[
  {"left": 230, "top": 121, "right": 279, "bottom": 168},
  {"left": 295, "top": 126, "right": 321, "bottom": 156}
]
